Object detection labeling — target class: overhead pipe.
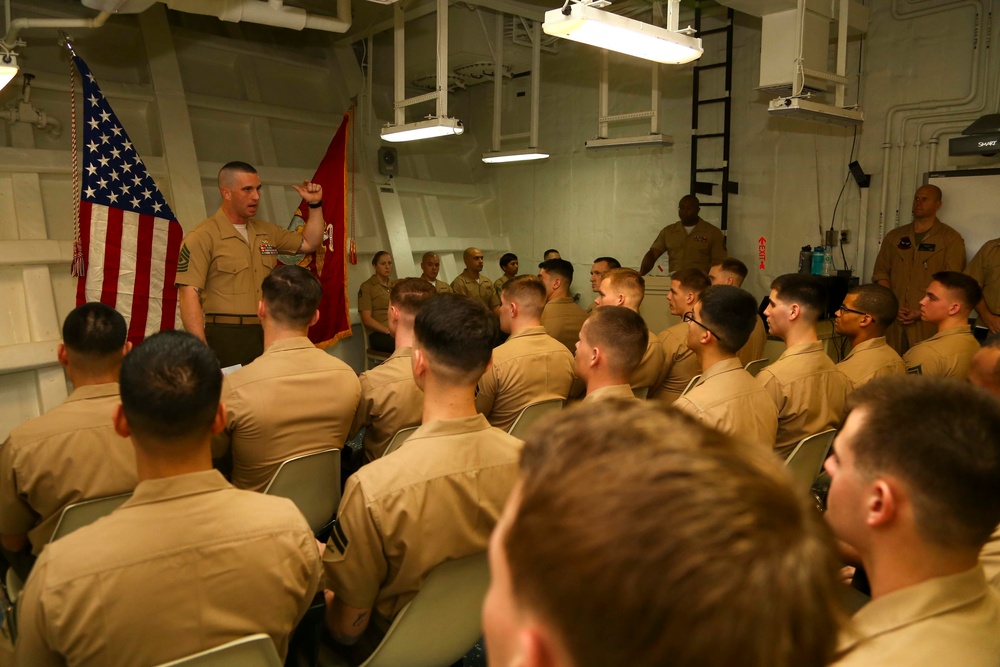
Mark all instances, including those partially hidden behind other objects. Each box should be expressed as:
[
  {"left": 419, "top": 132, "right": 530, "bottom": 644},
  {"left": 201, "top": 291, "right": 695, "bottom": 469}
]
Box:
[
  {"left": 876, "top": 0, "right": 984, "bottom": 263},
  {"left": 4, "top": 11, "right": 112, "bottom": 45},
  {"left": 161, "top": 0, "right": 351, "bottom": 33}
]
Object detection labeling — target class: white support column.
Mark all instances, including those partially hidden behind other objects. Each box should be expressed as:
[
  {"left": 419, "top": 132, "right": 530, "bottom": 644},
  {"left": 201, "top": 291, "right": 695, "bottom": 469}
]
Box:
[
  {"left": 598, "top": 50, "right": 609, "bottom": 138},
  {"left": 436, "top": 0, "right": 449, "bottom": 118},
  {"left": 376, "top": 181, "right": 416, "bottom": 278},
  {"left": 650, "top": 62, "right": 660, "bottom": 134},
  {"left": 492, "top": 13, "right": 504, "bottom": 152},
  {"left": 139, "top": 5, "right": 207, "bottom": 231},
  {"left": 530, "top": 20, "right": 541, "bottom": 148},
  {"left": 394, "top": 4, "right": 406, "bottom": 126}
]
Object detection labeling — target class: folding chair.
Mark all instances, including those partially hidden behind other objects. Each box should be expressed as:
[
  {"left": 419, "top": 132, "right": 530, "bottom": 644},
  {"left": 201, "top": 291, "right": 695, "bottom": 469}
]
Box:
[
  {"left": 744, "top": 358, "right": 770, "bottom": 377},
  {"left": 358, "top": 553, "right": 490, "bottom": 667},
  {"left": 362, "top": 324, "right": 391, "bottom": 371},
  {"left": 4, "top": 492, "right": 132, "bottom": 635},
  {"left": 507, "top": 399, "right": 564, "bottom": 439},
  {"left": 382, "top": 426, "right": 419, "bottom": 458},
  {"left": 153, "top": 634, "right": 282, "bottom": 667},
  {"left": 264, "top": 448, "right": 341, "bottom": 534},
  {"left": 784, "top": 429, "right": 837, "bottom": 492}
]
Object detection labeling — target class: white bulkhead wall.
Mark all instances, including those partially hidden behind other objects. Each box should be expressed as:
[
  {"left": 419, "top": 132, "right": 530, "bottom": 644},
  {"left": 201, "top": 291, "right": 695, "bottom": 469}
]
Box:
[{"left": 0, "top": 0, "right": 997, "bottom": 440}]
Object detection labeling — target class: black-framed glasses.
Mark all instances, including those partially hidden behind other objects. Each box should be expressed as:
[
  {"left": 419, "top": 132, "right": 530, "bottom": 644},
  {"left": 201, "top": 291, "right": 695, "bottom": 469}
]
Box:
[
  {"left": 837, "top": 304, "right": 869, "bottom": 318},
  {"left": 683, "top": 311, "right": 720, "bottom": 341}
]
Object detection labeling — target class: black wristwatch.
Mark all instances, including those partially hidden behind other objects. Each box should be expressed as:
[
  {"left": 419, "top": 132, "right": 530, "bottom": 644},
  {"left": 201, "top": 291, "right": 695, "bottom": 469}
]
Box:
[{"left": 308, "top": 200, "right": 323, "bottom": 209}]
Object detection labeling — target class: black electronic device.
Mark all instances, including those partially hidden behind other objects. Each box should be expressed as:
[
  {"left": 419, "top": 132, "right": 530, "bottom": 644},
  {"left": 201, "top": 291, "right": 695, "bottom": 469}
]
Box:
[
  {"left": 949, "top": 114, "right": 1000, "bottom": 157},
  {"left": 378, "top": 147, "right": 398, "bottom": 177},
  {"left": 849, "top": 160, "right": 870, "bottom": 188}
]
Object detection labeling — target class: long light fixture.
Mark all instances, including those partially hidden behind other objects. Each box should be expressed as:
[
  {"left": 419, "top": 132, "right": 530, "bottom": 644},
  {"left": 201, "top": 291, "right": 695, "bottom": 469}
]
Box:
[
  {"left": 482, "top": 148, "right": 550, "bottom": 164},
  {"left": 381, "top": 116, "right": 464, "bottom": 143},
  {"left": 542, "top": 0, "right": 702, "bottom": 65},
  {"left": 0, "top": 52, "right": 18, "bottom": 92}
]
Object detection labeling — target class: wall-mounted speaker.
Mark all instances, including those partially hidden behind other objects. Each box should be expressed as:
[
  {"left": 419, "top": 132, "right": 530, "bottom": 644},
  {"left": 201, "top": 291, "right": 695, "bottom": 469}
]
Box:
[{"left": 378, "top": 147, "right": 398, "bottom": 177}]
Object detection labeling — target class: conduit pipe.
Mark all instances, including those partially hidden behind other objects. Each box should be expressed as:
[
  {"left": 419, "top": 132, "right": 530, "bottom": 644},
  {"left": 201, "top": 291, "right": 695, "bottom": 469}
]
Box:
[
  {"left": 877, "top": 0, "right": 984, "bottom": 255},
  {"left": 161, "top": 0, "right": 351, "bottom": 33},
  {"left": 4, "top": 10, "right": 112, "bottom": 45}
]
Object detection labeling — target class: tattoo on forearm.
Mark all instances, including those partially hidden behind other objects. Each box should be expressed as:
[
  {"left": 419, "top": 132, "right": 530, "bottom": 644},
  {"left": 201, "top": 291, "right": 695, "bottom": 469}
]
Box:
[{"left": 352, "top": 612, "right": 369, "bottom": 628}]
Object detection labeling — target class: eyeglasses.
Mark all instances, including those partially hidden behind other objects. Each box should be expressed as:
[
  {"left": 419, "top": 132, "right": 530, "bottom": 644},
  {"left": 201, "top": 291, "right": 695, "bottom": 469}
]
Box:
[
  {"left": 683, "top": 311, "right": 721, "bottom": 341},
  {"left": 836, "top": 304, "right": 869, "bottom": 318}
]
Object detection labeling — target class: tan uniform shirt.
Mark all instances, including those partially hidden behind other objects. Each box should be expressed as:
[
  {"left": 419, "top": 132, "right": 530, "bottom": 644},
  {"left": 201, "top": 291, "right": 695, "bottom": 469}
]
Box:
[
  {"left": 837, "top": 336, "right": 906, "bottom": 387},
  {"left": 672, "top": 358, "right": 778, "bottom": 449},
  {"left": 980, "top": 525, "right": 1000, "bottom": 592},
  {"left": 583, "top": 384, "right": 640, "bottom": 403},
  {"left": 967, "top": 238, "right": 1000, "bottom": 316},
  {"left": 175, "top": 207, "right": 302, "bottom": 315},
  {"left": 649, "top": 323, "right": 700, "bottom": 404},
  {"left": 540, "top": 297, "right": 589, "bottom": 352},
  {"left": 757, "top": 341, "right": 851, "bottom": 458},
  {"left": 14, "top": 470, "right": 321, "bottom": 665},
  {"left": 832, "top": 567, "right": 1000, "bottom": 667},
  {"left": 872, "top": 220, "right": 966, "bottom": 352},
  {"left": 629, "top": 330, "right": 666, "bottom": 391},
  {"left": 494, "top": 274, "right": 511, "bottom": 296},
  {"left": 903, "top": 325, "right": 980, "bottom": 379},
  {"left": 350, "top": 347, "right": 424, "bottom": 462},
  {"left": 476, "top": 326, "right": 575, "bottom": 432},
  {"left": 358, "top": 275, "right": 392, "bottom": 328},
  {"left": 648, "top": 218, "right": 726, "bottom": 273},
  {"left": 323, "top": 414, "right": 520, "bottom": 628},
  {"left": 451, "top": 270, "right": 500, "bottom": 309},
  {"left": 0, "top": 383, "right": 136, "bottom": 554},
  {"left": 736, "top": 316, "right": 767, "bottom": 366},
  {"left": 426, "top": 278, "right": 452, "bottom": 294},
  {"left": 217, "top": 337, "right": 361, "bottom": 491}
]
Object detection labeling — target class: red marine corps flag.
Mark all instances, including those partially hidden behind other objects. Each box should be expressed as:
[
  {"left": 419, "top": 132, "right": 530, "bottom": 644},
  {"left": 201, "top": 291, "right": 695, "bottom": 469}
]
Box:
[
  {"left": 292, "top": 112, "right": 352, "bottom": 348},
  {"left": 70, "top": 47, "right": 183, "bottom": 345}
]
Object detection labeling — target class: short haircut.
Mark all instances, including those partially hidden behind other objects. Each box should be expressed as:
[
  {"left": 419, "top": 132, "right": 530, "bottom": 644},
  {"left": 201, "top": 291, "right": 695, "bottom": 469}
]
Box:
[
  {"left": 371, "top": 250, "right": 391, "bottom": 266},
  {"left": 603, "top": 267, "right": 644, "bottom": 294},
  {"left": 846, "top": 376, "right": 1000, "bottom": 549},
  {"left": 389, "top": 277, "right": 436, "bottom": 316},
  {"left": 593, "top": 256, "right": 621, "bottom": 270},
  {"left": 119, "top": 330, "right": 222, "bottom": 442},
  {"left": 420, "top": 251, "right": 439, "bottom": 263},
  {"left": 218, "top": 161, "right": 256, "bottom": 188},
  {"left": 543, "top": 248, "right": 560, "bottom": 258},
  {"left": 261, "top": 264, "right": 322, "bottom": 327},
  {"left": 711, "top": 257, "right": 748, "bottom": 281},
  {"left": 413, "top": 293, "right": 497, "bottom": 382},
  {"left": 62, "top": 302, "right": 127, "bottom": 357},
  {"left": 506, "top": 400, "right": 842, "bottom": 667},
  {"left": 502, "top": 275, "right": 547, "bottom": 319},
  {"left": 771, "top": 273, "right": 827, "bottom": 320},
  {"left": 538, "top": 258, "right": 574, "bottom": 287},
  {"left": 499, "top": 253, "right": 518, "bottom": 269},
  {"left": 698, "top": 286, "right": 758, "bottom": 354},
  {"left": 847, "top": 283, "right": 898, "bottom": 328},
  {"left": 920, "top": 183, "right": 943, "bottom": 201},
  {"left": 585, "top": 306, "right": 648, "bottom": 377},
  {"left": 672, "top": 267, "right": 711, "bottom": 293},
  {"left": 931, "top": 270, "right": 982, "bottom": 311}
]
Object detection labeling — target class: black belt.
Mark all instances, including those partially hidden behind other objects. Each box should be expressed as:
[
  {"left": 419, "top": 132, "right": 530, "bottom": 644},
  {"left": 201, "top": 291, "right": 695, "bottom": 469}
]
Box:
[{"left": 205, "top": 314, "right": 260, "bottom": 325}]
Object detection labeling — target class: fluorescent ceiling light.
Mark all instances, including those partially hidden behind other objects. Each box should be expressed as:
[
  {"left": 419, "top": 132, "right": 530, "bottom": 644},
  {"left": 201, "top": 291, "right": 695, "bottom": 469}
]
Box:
[
  {"left": 0, "top": 54, "right": 18, "bottom": 92},
  {"left": 482, "top": 149, "right": 550, "bottom": 164},
  {"left": 585, "top": 133, "right": 674, "bottom": 149},
  {"left": 543, "top": 4, "right": 702, "bottom": 65},
  {"left": 381, "top": 117, "right": 464, "bottom": 143}
]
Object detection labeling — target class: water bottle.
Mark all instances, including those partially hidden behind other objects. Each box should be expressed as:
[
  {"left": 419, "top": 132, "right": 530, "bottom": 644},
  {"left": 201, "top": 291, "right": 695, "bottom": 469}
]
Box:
[
  {"left": 822, "top": 248, "right": 835, "bottom": 276},
  {"left": 798, "top": 246, "right": 813, "bottom": 274},
  {"left": 811, "top": 246, "right": 825, "bottom": 275}
]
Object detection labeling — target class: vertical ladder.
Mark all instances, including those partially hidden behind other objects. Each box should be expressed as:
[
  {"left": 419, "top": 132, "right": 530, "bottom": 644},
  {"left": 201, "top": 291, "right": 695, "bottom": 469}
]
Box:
[{"left": 689, "top": 3, "right": 736, "bottom": 239}]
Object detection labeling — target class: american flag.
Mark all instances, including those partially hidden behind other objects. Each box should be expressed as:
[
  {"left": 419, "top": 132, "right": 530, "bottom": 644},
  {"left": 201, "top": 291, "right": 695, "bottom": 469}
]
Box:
[{"left": 72, "top": 53, "right": 183, "bottom": 345}]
